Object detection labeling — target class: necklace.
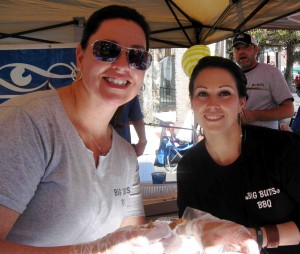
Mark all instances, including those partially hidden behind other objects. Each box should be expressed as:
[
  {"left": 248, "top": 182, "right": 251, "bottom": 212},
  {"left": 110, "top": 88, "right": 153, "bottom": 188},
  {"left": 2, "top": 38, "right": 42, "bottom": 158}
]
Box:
[{"left": 89, "top": 134, "right": 106, "bottom": 156}]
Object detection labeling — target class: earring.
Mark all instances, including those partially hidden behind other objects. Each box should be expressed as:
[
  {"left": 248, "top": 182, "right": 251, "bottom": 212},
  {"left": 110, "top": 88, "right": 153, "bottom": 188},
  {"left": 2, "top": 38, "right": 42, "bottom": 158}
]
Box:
[
  {"left": 71, "top": 68, "right": 82, "bottom": 81},
  {"left": 241, "top": 109, "right": 247, "bottom": 124},
  {"left": 200, "top": 127, "right": 205, "bottom": 138},
  {"left": 140, "top": 83, "right": 145, "bottom": 92},
  {"left": 238, "top": 112, "right": 243, "bottom": 138},
  {"left": 238, "top": 112, "right": 242, "bottom": 126}
]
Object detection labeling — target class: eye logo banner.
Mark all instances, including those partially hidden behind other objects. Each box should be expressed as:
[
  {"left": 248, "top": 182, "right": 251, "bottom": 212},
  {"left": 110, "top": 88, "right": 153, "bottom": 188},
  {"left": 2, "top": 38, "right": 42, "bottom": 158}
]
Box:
[{"left": 0, "top": 46, "right": 76, "bottom": 104}]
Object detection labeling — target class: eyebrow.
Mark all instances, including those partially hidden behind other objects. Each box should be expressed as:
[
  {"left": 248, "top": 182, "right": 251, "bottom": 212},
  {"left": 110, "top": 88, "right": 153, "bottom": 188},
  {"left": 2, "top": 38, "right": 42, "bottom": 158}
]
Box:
[
  {"left": 219, "top": 85, "right": 234, "bottom": 89},
  {"left": 194, "top": 85, "right": 234, "bottom": 89}
]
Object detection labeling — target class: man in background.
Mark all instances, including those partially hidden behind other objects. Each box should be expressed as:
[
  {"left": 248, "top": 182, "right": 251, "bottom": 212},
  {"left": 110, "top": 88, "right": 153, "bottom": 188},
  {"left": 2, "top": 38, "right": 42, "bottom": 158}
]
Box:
[
  {"left": 232, "top": 33, "right": 294, "bottom": 129},
  {"left": 113, "top": 96, "right": 147, "bottom": 156}
]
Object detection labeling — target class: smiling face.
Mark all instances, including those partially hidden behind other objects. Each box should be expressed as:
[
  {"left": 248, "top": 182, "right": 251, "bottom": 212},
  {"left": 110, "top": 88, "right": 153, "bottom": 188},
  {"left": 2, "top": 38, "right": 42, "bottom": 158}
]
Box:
[
  {"left": 76, "top": 18, "right": 147, "bottom": 107},
  {"left": 233, "top": 43, "right": 259, "bottom": 70},
  {"left": 191, "top": 67, "right": 246, "bottom": 135}
]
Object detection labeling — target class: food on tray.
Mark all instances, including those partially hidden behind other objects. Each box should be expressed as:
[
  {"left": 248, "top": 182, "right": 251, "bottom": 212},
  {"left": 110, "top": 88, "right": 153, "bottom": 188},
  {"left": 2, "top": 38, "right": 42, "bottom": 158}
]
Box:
[{"left": 169, "top": 218, "right": 185, "bottom": 229}]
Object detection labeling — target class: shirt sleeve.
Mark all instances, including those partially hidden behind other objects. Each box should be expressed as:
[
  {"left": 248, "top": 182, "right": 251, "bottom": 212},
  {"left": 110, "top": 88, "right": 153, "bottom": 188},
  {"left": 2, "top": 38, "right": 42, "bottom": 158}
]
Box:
[{"left": 0, "top": 106, "right": 46, "bottom": 213}]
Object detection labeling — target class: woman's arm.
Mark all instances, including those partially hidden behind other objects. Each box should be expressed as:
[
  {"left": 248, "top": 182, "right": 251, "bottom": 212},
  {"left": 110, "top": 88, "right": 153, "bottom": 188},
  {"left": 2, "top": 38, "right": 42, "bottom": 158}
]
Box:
[
  {"left": 0, "top": 240, "right": 73, "bottom": 254},
  {"left": 277, "top": 221, "right": 300, "bottom": 246},
  {"left": 0, "top": 206, "right": 167, "bottom": 254},
  {"left": 121, "top": 216, "right": 145, "bottom": 227},
  {"left": 0, "top": 204, "right": 72, "bottom": 253},
  {"left": 248, "top": 221, "right": 300, "bottom": 249},
  {"left": 0, "top": 205, "right": 19, "bottom": 239}
]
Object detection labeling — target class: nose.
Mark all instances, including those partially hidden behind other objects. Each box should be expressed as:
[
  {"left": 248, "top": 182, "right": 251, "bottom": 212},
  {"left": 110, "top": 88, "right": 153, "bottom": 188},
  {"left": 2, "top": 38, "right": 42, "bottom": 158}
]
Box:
[
  {"left": 111, "top": 49, "right": 130, "bottom": 70},
  {"left": 206, "top": 96, "right": 220, "bottom": 110},
  {"left": 238, "top": 48, "right": 245, "bottom": 53}
]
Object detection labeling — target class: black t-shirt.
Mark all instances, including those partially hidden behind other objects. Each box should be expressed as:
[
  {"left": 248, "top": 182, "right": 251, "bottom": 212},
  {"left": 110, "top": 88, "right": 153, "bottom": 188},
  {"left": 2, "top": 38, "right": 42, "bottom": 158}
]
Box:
[{"left": 177, "top": 125, "right": 300, "bottom": 254}]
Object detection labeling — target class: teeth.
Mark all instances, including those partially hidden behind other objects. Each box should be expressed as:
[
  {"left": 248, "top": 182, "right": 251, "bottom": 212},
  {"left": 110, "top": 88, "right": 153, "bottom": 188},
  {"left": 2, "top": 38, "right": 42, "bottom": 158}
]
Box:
[
  {"left": 205, "top": 115, "right": 223, "bottom": 120},
  {"left": 105, "top": 77, "right": 128, "bottom": 86}
]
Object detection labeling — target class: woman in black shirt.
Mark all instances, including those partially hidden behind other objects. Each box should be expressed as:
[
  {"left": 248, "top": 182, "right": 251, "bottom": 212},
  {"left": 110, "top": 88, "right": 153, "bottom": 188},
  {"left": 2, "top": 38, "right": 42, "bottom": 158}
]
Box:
[{"left": 177, "top": 56, "right": 300, "bottom": 254}]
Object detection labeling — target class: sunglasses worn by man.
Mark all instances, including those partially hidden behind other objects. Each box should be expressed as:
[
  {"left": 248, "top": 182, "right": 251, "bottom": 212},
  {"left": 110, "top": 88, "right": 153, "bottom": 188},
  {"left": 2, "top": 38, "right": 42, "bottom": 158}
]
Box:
[{"left": 91, "top": 40, "right": 152, "bottom": 71}]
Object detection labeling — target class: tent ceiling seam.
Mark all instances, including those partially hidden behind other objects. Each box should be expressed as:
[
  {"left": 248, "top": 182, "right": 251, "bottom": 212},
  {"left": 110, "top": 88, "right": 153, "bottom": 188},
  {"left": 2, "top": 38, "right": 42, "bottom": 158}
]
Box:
[
  {"left": 234, "top": 0, "right": 270, "bottom": 33},
  {"left": 165, "top": 0, "right": 193, "bottom": 46},
  {"left": 0, "top": 20, "right": 77, "bottom": 43},
  {"left": 202, "top": 1, "right": 237, "bottom": 42}
]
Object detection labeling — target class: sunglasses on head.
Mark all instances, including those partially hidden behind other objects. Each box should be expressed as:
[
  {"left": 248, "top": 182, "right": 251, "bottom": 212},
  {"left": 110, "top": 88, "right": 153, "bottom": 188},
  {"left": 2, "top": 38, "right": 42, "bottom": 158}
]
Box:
[{"left": 91, "top": 40, "right": 152, "bottom": 71}]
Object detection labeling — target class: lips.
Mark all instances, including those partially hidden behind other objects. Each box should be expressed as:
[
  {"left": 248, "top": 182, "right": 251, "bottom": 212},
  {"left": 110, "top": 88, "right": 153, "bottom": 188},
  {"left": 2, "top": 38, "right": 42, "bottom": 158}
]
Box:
[{"left": 239, "top": 56, "right": 248, "bottom": 61}]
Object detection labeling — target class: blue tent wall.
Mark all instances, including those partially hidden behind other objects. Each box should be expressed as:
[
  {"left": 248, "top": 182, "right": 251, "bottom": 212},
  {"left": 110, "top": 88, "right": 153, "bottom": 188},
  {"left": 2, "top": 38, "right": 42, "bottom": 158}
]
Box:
[{"left": 0, "top": 46, "right": 76, "bottom": 104}]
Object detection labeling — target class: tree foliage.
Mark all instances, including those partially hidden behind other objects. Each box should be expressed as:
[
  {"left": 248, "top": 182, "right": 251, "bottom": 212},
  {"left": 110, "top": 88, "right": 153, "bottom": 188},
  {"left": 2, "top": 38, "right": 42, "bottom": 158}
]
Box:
[{"left": 250, "top": 29, "right": 299, "bottom": 49}]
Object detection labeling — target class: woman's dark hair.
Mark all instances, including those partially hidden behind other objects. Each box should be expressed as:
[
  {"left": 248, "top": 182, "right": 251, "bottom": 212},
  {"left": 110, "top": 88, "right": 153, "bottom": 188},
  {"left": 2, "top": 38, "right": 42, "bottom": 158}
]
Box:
[
  {"left": 189, "top": 56, "right": 248, "bottom": 99},
  {"left": 80, "top": 5, "right": 150, "bottom": 50}
]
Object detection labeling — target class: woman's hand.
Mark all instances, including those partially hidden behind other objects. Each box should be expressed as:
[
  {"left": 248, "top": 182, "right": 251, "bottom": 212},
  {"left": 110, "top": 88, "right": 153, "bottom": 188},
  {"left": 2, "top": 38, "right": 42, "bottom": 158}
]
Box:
[
  {"left": 72, "top": 222, "right": 180, "bottom": 254},
  {"left": 176, "top": 207, "right": 259, "bottom": 254}
]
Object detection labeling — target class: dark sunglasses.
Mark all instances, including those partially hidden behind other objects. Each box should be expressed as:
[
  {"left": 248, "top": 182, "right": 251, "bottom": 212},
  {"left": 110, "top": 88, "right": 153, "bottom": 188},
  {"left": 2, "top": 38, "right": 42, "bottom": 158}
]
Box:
[{"left": 91, "top": 40, "right": 152, "bottom": 71}]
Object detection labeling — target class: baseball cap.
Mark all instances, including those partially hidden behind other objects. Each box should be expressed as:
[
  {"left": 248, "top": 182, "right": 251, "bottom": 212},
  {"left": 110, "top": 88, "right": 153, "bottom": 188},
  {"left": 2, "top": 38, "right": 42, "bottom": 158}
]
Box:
[{"left": 232, "top": 33, "right": 258, "bottom": 47}]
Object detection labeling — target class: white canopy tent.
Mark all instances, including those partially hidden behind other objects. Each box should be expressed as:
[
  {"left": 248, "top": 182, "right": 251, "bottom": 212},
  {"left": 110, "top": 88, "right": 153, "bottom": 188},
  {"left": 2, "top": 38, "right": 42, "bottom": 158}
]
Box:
[{"left": 0, "top": 0, "right": 299, "bottom": 48}]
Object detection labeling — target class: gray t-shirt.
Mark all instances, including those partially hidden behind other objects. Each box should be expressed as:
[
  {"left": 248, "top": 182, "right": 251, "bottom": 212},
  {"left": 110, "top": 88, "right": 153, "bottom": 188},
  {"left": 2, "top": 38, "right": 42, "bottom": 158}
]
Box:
[
  {"left": 245, "top": 63, "right": 293, "bottom": 129},
  {"left": 0, "top": 90, "right": 144, "bottom": 246}
]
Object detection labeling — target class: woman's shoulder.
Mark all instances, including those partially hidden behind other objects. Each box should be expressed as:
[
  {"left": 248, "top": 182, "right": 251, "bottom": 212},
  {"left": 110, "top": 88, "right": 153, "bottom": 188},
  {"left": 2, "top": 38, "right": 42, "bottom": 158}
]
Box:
[
  {"left": 244, "top": 124, "right": 300, "bottom": 148},
  {"left": 1, "top": 90, "right": 57, "bottom": 108},
  {"left": 0, "top": 90, "right": 60, "bottom": 118},
  {"left": 245, "top": 124, "right": 295, "bottom": 136},
  {"left": 1, "top": 89, "right": 58, "bottom": 115},
  {"left": 179, "top": 140, "right": 206, "bottom": 162}
]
